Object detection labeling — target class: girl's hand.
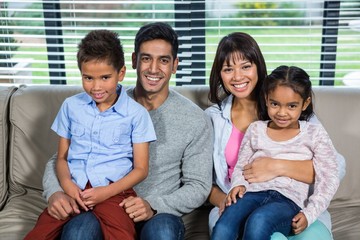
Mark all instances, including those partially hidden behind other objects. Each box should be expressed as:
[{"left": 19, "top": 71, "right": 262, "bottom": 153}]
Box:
[
  {"left": 226, "top": 185, "right": 246, "bottom": 206},
  {"left": 81, "top": 186, "right": 109, "bottom": 208},
  {"left": 292, "top": 212, "right": 308, "bottom": 234},
  {"left": 62, "top": 180, "right": 88, "bottom": 211}
]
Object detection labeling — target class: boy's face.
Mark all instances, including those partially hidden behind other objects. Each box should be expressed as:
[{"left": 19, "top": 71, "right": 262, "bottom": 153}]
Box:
[
  {"left": 132, "top": 39, "right": 178, "bottom": 97},
  {"left": 81, "top": 59, "right": 125, "bottom": 112}
]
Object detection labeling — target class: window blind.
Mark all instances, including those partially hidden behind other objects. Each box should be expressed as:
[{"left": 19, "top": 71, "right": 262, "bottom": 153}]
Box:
[{"left": 0, "top": 0, "right": 359, "bottom": 86}]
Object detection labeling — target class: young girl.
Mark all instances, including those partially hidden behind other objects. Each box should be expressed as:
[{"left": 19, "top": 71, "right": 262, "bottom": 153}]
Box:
[{"left": 211, "top": 65, "right": 340, "bottom": 240}]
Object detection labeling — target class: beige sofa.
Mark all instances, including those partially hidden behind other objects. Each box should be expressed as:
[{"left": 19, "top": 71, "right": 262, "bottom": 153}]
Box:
[{"left": 0, "top": 84, "right": 359, "bottom": 240}]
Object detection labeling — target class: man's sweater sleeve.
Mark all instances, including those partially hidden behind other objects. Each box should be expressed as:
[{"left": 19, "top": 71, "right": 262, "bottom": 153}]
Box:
[
  {"left": 146, "top": 114, "right": 213, "bottom": 216},
  {"left": 42, "top": 153, "right": 63, "bottom": 202}
]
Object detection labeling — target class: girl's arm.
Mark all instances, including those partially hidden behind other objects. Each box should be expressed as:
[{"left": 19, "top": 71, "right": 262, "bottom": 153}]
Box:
[
  {"left": 81, "top": 142, "right": 149, "bottom": 207},
  {"left": 243, "top": 114, "right": 346, "bottom": 184}
]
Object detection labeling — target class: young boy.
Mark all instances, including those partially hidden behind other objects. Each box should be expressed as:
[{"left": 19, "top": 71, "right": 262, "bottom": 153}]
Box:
[{"left": 24, "top": 29, "right": 156, "bottom": 240}]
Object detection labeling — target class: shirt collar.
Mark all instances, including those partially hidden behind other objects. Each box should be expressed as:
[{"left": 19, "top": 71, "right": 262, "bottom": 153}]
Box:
[
  {"left": 221, "top": 94, "right": 233, "bottom": 120},
  {"left": 81, "top": 84, "right": 128, "bottom": 116}
]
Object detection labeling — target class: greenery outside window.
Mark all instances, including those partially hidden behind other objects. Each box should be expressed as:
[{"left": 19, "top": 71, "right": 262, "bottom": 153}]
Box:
[{"left": 0, "top": 0, "right": 359, "bottom": 86}]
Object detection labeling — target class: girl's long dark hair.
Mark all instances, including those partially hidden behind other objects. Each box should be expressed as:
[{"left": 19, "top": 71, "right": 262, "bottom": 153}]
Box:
[{"left": 259, "top": 65, "right": 314, "bottom": 121}]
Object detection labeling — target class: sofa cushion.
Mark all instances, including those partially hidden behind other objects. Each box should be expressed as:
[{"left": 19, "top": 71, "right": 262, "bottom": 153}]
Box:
[
  {"left": 171, "top": 86, "right": 212, "bottom": 110},
  {"left": 0, "top": 85, "right": 83, "bottom": 239},
  {"left": 8, "top": 85, "right": 82, "bottom": 191},
  {"left": 313, "top": 87, "right": 360, "bottom": 204},
  {"left": 312, "top": 86, "right": 360, "bottom": 240},
  {"left": 0, "top": 86, "right": 17, "bottom": 209}
]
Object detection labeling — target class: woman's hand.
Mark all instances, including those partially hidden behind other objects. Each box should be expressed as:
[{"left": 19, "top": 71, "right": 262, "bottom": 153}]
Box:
[
  {"left": 244, "top": 157, "right": 314, "bottom": 184},
  {"left": 243, "top": 157, "right": 279, "bottom": 183},
  {"left": 218, "top": 196, "right": 226, "bottom": 216}
]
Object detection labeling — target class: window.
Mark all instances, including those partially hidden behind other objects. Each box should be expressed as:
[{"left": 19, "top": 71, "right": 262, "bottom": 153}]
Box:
[{"left": 1, "top": 0, "right": 359, "bottom": 86}]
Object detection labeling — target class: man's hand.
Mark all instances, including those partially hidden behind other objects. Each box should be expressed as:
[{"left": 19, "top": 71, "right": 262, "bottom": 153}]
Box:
[
  {"left": 119, "top": 196, "right": 155, "bottom": 222},
  {"left": 292, "top": 212, "right": 308, "bottom": 235},
  {"left": 243, "top": 157, "right": 278, "bottom": 183},
  {"left": 47, "top": 191, "right": 80, "bottom": 220}
]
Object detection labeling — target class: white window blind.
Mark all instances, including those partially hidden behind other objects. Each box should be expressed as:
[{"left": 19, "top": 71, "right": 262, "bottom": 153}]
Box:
[{"left": 0, "top": 0, "right": 359, "bottom": 86}]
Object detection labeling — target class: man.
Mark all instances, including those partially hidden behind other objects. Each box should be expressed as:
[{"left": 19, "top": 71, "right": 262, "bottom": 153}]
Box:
[{"left": 42, "top": 22, "right": 213, "bottom": 240}]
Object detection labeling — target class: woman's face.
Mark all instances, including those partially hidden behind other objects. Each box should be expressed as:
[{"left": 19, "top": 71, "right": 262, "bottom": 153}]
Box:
[{"left": 220, "top": 53, "right": 258, "bottom": 100}]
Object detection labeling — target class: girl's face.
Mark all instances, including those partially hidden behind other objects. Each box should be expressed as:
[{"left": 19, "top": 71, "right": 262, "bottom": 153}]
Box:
[
  {"left": 266, "top": 85, "right": 310, "bottom": 129},
  {"left": 220, "top": 53, "right": 258, "bottom": 100}
]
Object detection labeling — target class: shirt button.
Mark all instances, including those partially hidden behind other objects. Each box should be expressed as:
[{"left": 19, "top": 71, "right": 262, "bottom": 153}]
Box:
[{"left": 93, "top": 131, "right": 98, "bottom": 135}]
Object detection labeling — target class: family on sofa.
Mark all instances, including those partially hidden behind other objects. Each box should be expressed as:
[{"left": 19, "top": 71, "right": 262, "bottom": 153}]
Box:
[{"left": 0, "top": 21, "right": 354, "bottom": 240}]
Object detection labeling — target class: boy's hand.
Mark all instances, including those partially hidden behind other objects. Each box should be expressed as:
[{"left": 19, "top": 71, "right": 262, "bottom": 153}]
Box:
[
  {"left": 81, "top": 186, "right": 109, "bottom": 208},
  {"left": 292, "top": 212, "right": 308, "bottom": 234},
  {"left": 226, "top": 185, "right": 246, "bottom": 206},
  {"left": 62, "top": 180, "right": 88, "bottom": 211}
]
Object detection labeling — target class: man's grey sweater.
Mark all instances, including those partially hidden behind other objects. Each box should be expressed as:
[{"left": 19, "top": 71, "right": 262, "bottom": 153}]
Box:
[{"left": 43, "top": 89, "right": 213, "bottom": 217}]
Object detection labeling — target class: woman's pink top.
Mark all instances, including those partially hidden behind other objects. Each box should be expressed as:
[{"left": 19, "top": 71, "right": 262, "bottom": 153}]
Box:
[{"left": 225, "top": 124, "right": 244, "bottom": 179}]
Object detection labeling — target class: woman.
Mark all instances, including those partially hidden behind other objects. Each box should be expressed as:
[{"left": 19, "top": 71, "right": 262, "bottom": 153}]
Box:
[{"left": 205, "top": 32, "right": 345, "bottom": 240}]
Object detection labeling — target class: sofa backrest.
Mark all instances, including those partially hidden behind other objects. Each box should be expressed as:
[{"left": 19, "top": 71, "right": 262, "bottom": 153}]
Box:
[
  {"left": 8, "top": 85, "right": 83, "bottom": 192},
  {"left": 5, "top": 84, "right": 360, "bottom": 209},
  {"left": 311, "top": 86, "right": 360, "bottom": 207},
  {"left": 0, "top": 86, "right": 17, "bottom": 208}
]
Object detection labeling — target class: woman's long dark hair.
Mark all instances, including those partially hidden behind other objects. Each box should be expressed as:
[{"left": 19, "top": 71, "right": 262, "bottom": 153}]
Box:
[{"left": 208, "top": 32, "right": 267, "bottom": 109}]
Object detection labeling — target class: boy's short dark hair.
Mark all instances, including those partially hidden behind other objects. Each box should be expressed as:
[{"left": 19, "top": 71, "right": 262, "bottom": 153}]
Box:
[
  {"left": 77, "top": 30, "right": 124, "bottom": 72},
  {"left": 134, "top": 22, "right": 179, "bottom": 60}
]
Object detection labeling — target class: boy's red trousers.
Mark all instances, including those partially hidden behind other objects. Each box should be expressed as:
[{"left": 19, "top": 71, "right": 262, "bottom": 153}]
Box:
[{"left": 24, "top": 187, "right": 136, "bottom": 240}]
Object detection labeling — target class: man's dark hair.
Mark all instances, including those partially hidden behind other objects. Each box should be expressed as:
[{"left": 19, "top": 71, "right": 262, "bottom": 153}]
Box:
[{"left": 134, "top": 22, "right": 179, "bottom": 60}]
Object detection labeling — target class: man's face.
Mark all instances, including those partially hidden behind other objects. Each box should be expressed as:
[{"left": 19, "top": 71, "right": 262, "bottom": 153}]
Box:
[{"left": 132, "top": 39, "right": 178, "bottom": 96}]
